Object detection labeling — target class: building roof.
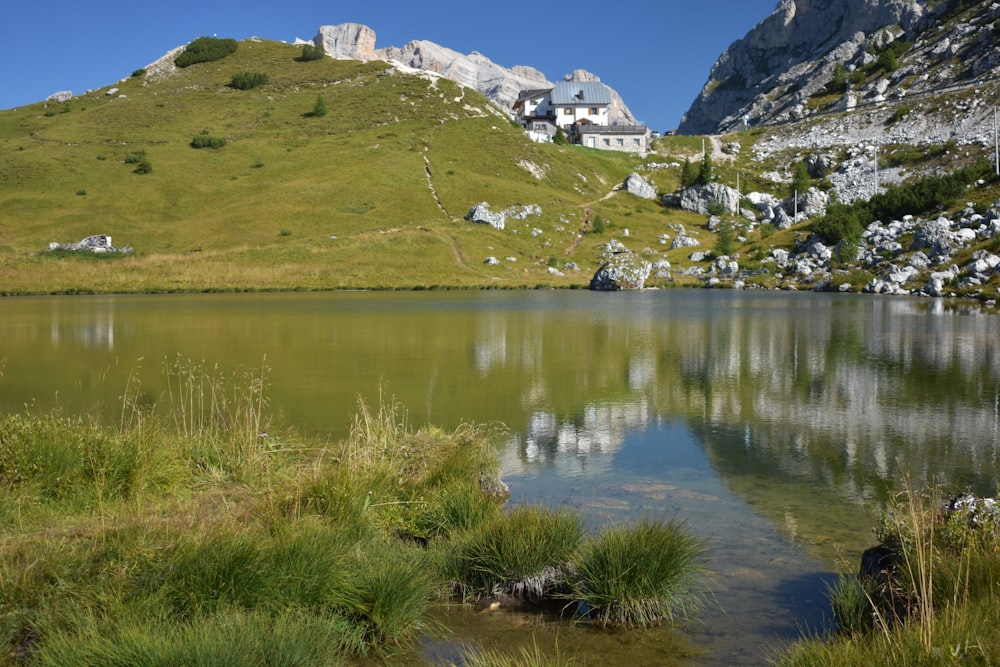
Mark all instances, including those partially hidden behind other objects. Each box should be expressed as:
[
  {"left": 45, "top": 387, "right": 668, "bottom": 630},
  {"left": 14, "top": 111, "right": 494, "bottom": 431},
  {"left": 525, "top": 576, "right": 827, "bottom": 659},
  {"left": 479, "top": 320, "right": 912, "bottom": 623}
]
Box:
[{"left": 550, "top": 81, "right": 611, "bottom": 106}]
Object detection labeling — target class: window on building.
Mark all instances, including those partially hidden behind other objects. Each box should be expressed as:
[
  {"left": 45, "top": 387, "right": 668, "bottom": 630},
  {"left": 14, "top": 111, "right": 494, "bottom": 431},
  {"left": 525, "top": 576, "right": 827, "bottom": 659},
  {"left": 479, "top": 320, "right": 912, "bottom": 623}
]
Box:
[
  {"left": 589, "top": 107, "right": 598, "bottom": 115},
  {"left": 602, "top": 138, "right": 610, "bottom": 146},
  {"left": 633, "top": 138, "right": 641, "bottom": 146},
  {"left": 564, "top": 108, "right": 573, "bottom": 115},
  {"left": 616, "top": 138, "right": 624, "bottom": 146}
]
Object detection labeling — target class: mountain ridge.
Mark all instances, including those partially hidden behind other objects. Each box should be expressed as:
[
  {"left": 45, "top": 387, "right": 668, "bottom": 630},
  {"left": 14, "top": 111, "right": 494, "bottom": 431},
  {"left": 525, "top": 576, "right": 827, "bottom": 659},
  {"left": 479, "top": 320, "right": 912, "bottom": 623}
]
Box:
[
  {"left": 678, "top": 0, "right": 1000, "bottom": 135},
  {"left": 312, "top": 23, "right": 638, "bottom": 125}
]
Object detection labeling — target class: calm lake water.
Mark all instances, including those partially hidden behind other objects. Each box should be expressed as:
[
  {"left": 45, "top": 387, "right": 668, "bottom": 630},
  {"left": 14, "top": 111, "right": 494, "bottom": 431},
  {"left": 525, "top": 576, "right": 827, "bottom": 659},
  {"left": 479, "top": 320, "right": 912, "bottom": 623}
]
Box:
[{"left": 2, "top": 290, "right": 998, "bottom": 665}]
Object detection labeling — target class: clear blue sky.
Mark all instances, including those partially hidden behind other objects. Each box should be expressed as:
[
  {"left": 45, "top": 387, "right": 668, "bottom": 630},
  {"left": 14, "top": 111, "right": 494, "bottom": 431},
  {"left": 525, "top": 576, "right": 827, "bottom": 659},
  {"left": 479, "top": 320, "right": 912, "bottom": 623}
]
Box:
[{"left": 0, "top": 0, "right": 778, "bottom": 132}]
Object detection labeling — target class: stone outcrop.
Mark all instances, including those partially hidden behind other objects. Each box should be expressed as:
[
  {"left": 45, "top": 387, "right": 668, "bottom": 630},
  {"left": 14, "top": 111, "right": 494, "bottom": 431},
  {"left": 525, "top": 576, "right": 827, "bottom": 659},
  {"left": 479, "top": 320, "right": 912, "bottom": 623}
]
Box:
[
  {"left": 48, "top": 235, "right": 132, "bottom": 254},
  {"left": 589, "top": 252, "right": 652, "bottom": 291},
  {"left": 312, "top": 23, "right": 636, "bottom": 122},
  {"left": 465, "top": 202, "right": 507, "bottom": 231}
]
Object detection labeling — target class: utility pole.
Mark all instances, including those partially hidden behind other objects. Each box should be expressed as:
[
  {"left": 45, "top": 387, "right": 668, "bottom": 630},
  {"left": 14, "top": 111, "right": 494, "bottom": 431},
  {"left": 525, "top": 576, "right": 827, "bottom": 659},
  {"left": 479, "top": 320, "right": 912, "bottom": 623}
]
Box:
[
  {"left": 994, "top": 105, "right": 998, "bottom": 177},
  {"left": 873, "top": 145, "right": 879, "bottom": 197}
]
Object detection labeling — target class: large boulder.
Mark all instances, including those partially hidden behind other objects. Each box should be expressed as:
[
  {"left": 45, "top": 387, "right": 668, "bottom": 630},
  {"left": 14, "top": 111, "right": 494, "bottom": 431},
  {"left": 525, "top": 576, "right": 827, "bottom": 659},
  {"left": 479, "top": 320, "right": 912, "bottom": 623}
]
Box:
[
  {"left": 623, "top": 173, "right": 657, "bottom": 200},
  {"left": 678, "top": 183, "right": 741, "bottom": 216},
  {"left": 465, "top": 202, "right": 506, "bottom": 230},
  {"left": 910, "top": 217, "right": 955, "bottom": 258},
  {"left": 589, "top": 252, "right": 652, "bottom": 290}
]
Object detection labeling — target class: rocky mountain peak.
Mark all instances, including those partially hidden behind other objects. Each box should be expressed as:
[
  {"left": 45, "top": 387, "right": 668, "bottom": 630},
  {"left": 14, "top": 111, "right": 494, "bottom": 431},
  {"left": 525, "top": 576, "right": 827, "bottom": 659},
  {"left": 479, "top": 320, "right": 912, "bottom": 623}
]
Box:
[
  {"left": 677, "top": 0, "right": 1000, "bottom": 134},
  {"left": 313, "top": 23, "right": 636, "bottom": 123}
]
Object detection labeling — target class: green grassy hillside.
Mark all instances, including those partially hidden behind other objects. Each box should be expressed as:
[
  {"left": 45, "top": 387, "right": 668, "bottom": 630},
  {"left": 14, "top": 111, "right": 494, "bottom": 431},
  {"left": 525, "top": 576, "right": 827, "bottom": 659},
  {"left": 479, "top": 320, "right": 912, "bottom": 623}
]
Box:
[{"left": 0, "top": 38, "right": 710, "bottom": 293}]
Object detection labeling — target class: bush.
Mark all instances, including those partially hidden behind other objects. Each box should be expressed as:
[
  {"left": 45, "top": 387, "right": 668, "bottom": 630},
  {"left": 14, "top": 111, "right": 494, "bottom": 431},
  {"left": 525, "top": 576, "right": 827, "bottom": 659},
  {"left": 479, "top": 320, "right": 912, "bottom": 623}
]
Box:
[
  {"left": 296, "top": 44, "right": 326, "bottom": 62},
  {"left": 229, "top": 72, "right": 269, "bottom": 90},
  {"left": 175, "top": 36, "right": 238, "bottom": 68},
  {"left": 311, "top": 95, "right": 328, "bottom": 118},
  {"left": 133, "top": 159, "right": 153, "bottom": 175},
  {"left": 190, "top": 135, "right": 227, "bottom": 149},
  {"left": 131, "top": 68, "right": 146, "bottom": 78}
]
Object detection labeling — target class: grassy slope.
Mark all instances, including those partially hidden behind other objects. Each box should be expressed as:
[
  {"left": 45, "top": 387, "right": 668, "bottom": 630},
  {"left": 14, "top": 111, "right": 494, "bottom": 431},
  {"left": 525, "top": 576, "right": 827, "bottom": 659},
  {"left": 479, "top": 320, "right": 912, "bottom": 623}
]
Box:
[{"left": 0, "top": 39, "right": 716, "bottom": 293}]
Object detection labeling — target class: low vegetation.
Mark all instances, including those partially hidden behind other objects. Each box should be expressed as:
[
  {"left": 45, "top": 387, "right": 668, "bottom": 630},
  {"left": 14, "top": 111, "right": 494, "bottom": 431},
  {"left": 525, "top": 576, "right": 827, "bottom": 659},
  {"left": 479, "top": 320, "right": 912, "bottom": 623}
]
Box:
[
  {"left": 0, "top": 360, "right": 709, "bottom": 665},
  {"left": 776, "top": 485, "right": 1000, "bottom": 666},
  {"left": 174, "top": 36, "right": 238, "bottom": 68}
]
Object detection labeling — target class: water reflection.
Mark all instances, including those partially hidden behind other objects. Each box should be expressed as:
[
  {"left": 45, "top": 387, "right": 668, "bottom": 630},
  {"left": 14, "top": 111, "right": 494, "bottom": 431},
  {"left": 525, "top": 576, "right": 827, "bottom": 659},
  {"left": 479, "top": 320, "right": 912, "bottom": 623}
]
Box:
[{"left": 2, "top": 291, "right": 999, "bottom": 664}]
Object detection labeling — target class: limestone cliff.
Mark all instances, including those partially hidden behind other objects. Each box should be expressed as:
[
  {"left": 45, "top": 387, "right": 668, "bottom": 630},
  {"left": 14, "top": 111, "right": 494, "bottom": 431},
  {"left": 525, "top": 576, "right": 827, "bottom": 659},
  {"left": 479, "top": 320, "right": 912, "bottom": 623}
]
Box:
[{"left": 678, "top": 0, "right": 1000, "bottom": 134}]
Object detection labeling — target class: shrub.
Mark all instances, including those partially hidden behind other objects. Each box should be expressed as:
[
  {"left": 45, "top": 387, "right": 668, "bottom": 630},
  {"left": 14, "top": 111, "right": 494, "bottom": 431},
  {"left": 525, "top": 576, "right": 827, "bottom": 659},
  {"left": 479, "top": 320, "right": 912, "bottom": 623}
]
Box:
[
  {"left": 567, "top": 517, "right": 707, "bottom": 627},
  {"left": 190, "top": 135, "right": 227, "bottom": 149},
  {"left": 553, "top": 126, "right": 568, "bottom": 146},
  {"left": 590, "top": 216, "right": 605, "bottom": 234},
  {"left": 311, "top": 95, "right": 328, "bottom": 118},
  {"left": 229, "top": 72, "right": 269, "bottom": 90},
  {"left": 133, "top": 159, "right": 153, "bottom": 175},
  {"left": 131, "top": 68, "right": 146, "bottom": 78},
  {"left": 175, "top": 36, "right": 238, "bottom": 68},
  {"left": 296, "top": 44, "right": 326, "bottom": 62},
  {"left": 123, "top": 151, "right": 145, "bottom": 164}
]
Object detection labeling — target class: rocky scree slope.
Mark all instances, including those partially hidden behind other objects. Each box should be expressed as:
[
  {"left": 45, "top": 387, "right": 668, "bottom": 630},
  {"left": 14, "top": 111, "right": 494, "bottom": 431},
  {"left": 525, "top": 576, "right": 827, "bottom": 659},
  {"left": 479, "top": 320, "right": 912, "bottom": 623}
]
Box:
[{"left": 678, "top": 0, "right": 1000, "bottom": 135}]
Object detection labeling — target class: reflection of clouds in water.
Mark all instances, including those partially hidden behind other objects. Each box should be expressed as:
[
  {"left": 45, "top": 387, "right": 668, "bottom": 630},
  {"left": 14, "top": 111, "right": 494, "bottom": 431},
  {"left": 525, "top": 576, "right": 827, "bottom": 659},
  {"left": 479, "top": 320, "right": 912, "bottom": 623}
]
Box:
[{"left": 502, "top": 399, "right": 649, "bottom": 478}]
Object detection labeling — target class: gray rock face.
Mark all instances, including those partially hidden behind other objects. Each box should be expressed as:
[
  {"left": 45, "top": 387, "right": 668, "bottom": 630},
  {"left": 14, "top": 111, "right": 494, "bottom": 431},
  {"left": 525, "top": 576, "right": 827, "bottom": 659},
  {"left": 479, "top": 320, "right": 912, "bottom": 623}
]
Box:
[
  {"left": 312, "top": 23, "right": 636, "bottom": 122},
  {"left": 589, "top": 252, "right": 652, "bottom": 291},
  {"left": 315, "top": 23, "right": 377, "bottom": 60},
  {"left": 679, "top": 0, "right": 930, "bottom": 134}
]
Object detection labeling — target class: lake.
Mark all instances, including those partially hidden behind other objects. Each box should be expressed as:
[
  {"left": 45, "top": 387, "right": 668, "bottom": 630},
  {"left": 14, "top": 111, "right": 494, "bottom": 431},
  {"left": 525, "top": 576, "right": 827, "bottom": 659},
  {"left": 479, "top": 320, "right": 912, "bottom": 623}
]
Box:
[{"left": 2, "top": 290, "right": 998, "bottom": 664}]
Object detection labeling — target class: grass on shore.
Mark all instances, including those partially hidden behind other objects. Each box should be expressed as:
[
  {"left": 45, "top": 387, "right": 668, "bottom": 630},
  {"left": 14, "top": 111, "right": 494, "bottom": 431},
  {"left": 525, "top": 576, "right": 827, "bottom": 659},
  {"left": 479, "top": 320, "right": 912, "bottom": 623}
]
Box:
[
  {"left": 775, "top": 484, "right": 1000, "bottom": 666},
  {"left": 0, "top": 358, "right": 708, "bottom": 665}
]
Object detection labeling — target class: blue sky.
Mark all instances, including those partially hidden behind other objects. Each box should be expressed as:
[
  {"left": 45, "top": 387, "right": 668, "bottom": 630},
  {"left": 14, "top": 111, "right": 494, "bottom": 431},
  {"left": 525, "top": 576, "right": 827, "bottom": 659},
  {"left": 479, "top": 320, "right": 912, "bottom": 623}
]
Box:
[{"left": 0, "top": 0, "right": 778, "bottom": 131}]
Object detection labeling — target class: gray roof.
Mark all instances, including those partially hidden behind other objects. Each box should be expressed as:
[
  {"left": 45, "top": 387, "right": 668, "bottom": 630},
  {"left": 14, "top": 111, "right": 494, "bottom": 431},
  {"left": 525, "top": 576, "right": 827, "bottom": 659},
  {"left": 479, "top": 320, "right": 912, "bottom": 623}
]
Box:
[{"left": 550, "top": 81, "right": 611, "bottom": 106}]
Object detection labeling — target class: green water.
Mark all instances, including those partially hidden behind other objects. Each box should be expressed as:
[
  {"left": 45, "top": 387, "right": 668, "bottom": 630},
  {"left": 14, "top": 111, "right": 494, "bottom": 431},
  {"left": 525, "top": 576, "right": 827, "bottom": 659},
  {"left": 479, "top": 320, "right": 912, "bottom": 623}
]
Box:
[{"left": 2, "top": 290, "right": 998, "bottom": 664}]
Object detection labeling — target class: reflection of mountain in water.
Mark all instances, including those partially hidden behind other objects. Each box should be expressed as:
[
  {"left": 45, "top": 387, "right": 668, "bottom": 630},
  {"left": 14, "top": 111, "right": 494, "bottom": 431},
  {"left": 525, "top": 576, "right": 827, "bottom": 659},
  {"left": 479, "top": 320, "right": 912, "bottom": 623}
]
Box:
[
  {"left": 497, "top": 295, "right": 999, "bottom": 504},
  {"left": 502, "top": 400, "right": 649, "bottom": 478},
  {"left": 50, "top": 299, "right": 116, "bottom": 350}
]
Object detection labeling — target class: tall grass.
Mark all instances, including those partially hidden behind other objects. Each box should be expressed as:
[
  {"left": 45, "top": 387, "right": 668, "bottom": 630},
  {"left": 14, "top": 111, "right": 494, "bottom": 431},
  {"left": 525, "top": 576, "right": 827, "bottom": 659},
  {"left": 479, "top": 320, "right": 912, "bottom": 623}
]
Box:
[
  {"left": 777, "top": 484, "right": 1000, "bottom": 666},
  {"left": 567, "top": 516, "right": 708, "bottom": 627},
  {"left": 162, "top": 354, "right": 273, "bottom": 478}
]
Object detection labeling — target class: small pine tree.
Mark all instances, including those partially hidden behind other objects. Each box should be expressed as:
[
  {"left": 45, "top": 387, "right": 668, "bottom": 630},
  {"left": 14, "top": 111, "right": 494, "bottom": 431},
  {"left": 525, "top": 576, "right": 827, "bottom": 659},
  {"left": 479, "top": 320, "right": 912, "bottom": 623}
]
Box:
[
  {"left": 790, "top": 161, "right": 812, "bottom": 199},
  {"left": 696, "top": 151, "right": 713, "bottom": 185},
  {"left": 553, "top": 126, "right": 568, "bottom": 146},
  {"left": 680, "top": 158, "right": 697, "bottom": 188},
  {"left": 312, "top": 96, "right": 328, "bottom": 118},
  {"left": 714, "top": 219, "right": 736, "bottom": 256}
]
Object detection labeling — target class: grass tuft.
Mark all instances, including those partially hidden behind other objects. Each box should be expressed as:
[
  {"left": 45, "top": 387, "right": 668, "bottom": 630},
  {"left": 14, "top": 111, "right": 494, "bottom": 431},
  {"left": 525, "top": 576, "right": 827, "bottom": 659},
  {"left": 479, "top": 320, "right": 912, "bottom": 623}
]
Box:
[{"left": 566, "top": 516, "right": 708, "bottom": 627}]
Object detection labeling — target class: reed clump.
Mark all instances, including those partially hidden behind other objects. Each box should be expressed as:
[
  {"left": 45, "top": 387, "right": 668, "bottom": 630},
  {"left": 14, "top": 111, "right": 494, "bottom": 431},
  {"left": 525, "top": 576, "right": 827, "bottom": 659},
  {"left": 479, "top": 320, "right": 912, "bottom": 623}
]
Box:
[{"left": 776, "top": 485, "right": 1000, "bottom": 666}]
